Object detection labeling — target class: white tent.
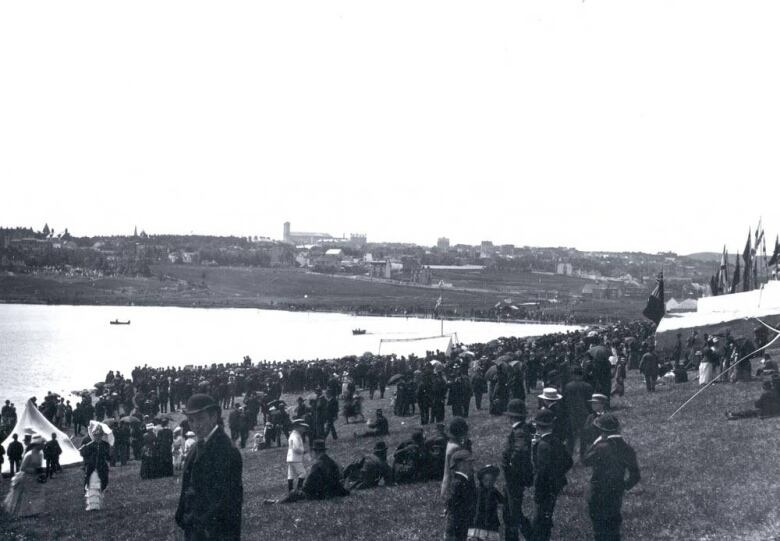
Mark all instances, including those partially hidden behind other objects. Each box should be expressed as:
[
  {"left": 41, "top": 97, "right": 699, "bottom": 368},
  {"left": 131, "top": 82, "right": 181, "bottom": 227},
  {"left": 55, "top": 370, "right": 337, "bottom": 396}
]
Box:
[{"left": 1, "top": 399, "right": 82, "bottom": 473}]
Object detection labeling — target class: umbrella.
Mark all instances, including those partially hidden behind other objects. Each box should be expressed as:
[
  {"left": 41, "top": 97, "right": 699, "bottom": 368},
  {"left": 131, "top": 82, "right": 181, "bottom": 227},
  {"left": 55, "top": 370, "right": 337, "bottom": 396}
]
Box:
[
  {"left": 388, "top": 374, "right": 405, "bottom": 385},
  {"left": 119, "top": 415, "right": 140, "bottom": 425},
  {"left": 459, "top": 351, "right": 475, "bottom": 359},
  {"left": 88, "top": 420, "right": 115, "bottom": 447},
  {"left": 429, "top": 360, "right": 443, "bottom": 368},
  {"left": 588, "top": 345, "right": 610, "bottom": 361}
]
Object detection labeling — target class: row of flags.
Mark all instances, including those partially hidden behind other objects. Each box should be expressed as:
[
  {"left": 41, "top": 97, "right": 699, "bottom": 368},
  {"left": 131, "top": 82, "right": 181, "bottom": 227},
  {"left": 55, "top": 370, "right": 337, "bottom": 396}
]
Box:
[
  {"left": 644, "top": 219, "right": 780, "bottom": 325},
  {"left": 710, "top": 219, "right": 780, "bottom": 296}
]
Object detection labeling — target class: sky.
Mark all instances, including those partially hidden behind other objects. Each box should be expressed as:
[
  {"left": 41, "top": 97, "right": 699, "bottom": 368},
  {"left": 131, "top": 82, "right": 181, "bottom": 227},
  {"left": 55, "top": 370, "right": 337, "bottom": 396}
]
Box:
[{"left": 1, "top": 1, "right": 779, "bottom": 255}]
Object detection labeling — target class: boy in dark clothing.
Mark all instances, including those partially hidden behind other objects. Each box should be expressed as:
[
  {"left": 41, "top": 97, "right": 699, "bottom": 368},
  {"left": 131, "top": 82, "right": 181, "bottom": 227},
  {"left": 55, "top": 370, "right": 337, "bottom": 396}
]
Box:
[
  {"left": 445, "top": 449, "right": 476, "bottom": 541},
  {"left": 470, "top": 464, "right": 504, "bottom": 541}
]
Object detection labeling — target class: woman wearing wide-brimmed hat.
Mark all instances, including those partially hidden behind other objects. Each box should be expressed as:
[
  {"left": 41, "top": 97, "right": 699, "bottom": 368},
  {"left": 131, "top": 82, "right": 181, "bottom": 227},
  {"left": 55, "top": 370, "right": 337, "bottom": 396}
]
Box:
[
  {"left": 80, "top": 421, "right": 112, "bottom": 511},
  {"left": 3, "top": 433, "right": 46, "bottom": 517}
]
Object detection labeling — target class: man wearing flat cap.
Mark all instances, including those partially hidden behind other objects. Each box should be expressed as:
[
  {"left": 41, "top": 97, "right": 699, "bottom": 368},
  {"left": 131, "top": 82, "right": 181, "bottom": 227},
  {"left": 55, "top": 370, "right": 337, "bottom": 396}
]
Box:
[
  {"left": 175, "top": 394, "right": 243, "bottom": 541},
  {"left": 348, "top": 440, "right": 394, "bottom": 490},
  {"left": 583, "top": 413, "right": 640, "bottom": 541}
]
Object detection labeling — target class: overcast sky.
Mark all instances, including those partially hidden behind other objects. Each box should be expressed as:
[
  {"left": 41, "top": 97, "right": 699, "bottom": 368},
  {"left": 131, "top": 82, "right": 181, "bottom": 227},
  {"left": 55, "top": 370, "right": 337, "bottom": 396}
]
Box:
[{"left": 1, "top": 1, "right": 778, "bottom": 254}]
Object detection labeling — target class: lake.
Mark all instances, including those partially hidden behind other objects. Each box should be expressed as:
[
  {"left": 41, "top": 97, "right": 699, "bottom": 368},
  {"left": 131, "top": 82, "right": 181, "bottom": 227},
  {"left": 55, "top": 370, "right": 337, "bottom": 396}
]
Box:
[{"left": 0, "top": 303, "right": 578, "bottom": 406}]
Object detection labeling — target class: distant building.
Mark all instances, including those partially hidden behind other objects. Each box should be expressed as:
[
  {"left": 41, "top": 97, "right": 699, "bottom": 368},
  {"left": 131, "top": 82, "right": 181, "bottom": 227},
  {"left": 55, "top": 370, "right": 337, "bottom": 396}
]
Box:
[
  {"left": 348, "top": 234, "right": 367, "bottom": 250},
  {"left": 283, "top": 221, "right": 335, "bottom": 245},
  {"left": 437, "top": 237, "right": 450, "bottom": 250},
  {"left": 480, "top": 241, "right": 494, "bottom": 259},
  {"left": 500, "top": 244, "right": 515, "bottom": 256},
  {"left": 369, "top": 260, "right": 392, "bottom": 279},
  {"left": 556, "top": 262, "right": 573, "bottom": 276}
]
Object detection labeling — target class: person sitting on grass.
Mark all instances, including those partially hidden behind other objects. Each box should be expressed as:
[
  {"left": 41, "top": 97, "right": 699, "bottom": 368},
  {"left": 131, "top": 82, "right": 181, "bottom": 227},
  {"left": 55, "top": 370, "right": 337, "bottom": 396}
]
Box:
[
  {"left": 345, "top": 440, "right": 394, "bottom": 490},
  {"left": 266, "top": 439, "right": 349, "bottom": 504},
  {"left": 726, "top": 379, "right": 780, "bottom": 420},
  {"left": 354, "top": 408, "right": 388, "bottom": 439},
  {"left": 393, "top": 428, "right": 429, "bottom": 483}
]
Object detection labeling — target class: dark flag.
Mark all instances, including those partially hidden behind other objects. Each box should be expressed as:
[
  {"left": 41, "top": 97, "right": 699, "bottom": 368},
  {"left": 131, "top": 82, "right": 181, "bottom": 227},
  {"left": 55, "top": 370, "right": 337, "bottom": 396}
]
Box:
[
  {"left": 742, "top": 230, "right": 752, "bottom": 292},
  {"left": 718, "top": 246, "right": 729, "bottom": 293},
  {"left": 642, "top": 272, "right": 665, "bottom": 325},
  {"left": 768, "top": 235, "right": 779, "bottom": 267},
  {"left": 709, "top": 274, "right": 719, "bottom": 296},
  {"left": 730, "top": 252, "right": 740, "bottom": 294}
]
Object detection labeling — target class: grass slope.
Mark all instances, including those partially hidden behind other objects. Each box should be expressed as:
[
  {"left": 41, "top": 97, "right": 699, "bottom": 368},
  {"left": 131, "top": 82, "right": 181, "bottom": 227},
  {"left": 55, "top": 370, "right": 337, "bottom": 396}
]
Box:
[{"left": 3, "top": 374, "right": 780, "bottom": 540}]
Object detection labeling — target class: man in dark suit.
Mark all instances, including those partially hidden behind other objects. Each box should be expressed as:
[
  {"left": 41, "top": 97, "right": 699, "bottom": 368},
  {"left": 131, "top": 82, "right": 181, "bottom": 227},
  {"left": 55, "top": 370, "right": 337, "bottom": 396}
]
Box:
[
  {"left": 347, "top": 440, "right": 394, "bottom": 490},
  {"left": 502, "top": 399, "right": 534, "bottom": 541},
  {"left": 563, "top": 367, "right": 594, "bottom": 460},
  {"left": 639, "top": 347, "right": 660, "bottom": 393},
  {"left": 175, "top": 394, "right": 243, "bottom": 541},
  {"left": 531, "top": 409, "right": 573, "bottom": 541},
  {"left": 444, "top": 449, "right": 476, "bottom": 541},
  {"left": 274, "top": 439, "right": 350, "bottom": 503},
  {"left": 583, "top": 413, "right": 640, "bottom": 541},
  {"left": 7, "top": 433, "right": 23, "bottom": 475}
]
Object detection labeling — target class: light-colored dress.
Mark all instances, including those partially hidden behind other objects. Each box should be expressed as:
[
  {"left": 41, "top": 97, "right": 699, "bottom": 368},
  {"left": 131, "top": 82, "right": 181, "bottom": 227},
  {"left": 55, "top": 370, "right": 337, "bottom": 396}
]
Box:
[
  {"left": 172, "top": 435, "right": 184, "bottom": 470},
  {"left": 439, "top": 441, "right": 462, "bottom": 499},
  {"left": 3, "top": 449, "right": 45, "bottom": 517},
  {"left": 85, "top": 471, "right": 103, "bottom": 511},
  {"left": 699, "top": 362, "right": 715, "bottom": 385}
]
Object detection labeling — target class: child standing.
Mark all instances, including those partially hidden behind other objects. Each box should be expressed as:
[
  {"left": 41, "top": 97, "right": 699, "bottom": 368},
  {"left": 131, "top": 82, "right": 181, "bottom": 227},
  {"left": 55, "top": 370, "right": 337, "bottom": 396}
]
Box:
[
  {"left": 469, "top": 465, "right": 504, "bottom": 541},
  {"left": 286, "top": 419, "right": 310, "bottom": 492},
  {"left": 445, "top": 449, "right": 476, "bottom": 541}
]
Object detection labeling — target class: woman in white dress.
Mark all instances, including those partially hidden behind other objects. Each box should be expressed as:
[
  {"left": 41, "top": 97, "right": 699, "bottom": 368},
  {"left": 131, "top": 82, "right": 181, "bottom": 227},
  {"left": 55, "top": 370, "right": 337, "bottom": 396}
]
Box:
[
  {"left": 698, "top": 348, "right": 716, "bottom": 385},
  {"left": 80, "top": 421, "right": 112, "bottom": 511},
  {"left": 3, "top": 434, "right": 46, "bottom": 518}
]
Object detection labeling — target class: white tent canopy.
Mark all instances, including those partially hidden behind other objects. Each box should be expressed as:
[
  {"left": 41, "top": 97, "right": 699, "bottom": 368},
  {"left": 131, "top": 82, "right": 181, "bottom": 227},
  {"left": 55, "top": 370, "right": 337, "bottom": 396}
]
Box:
[{"left": 1, "top": 399, "right": 82, "bottom": 473}]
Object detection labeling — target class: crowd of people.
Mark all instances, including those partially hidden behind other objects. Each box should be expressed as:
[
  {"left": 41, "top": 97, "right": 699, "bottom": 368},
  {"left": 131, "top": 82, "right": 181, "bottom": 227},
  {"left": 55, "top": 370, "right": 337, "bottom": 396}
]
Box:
[{"left": 2, "top": 318, "right": 774, "bottom": 539}]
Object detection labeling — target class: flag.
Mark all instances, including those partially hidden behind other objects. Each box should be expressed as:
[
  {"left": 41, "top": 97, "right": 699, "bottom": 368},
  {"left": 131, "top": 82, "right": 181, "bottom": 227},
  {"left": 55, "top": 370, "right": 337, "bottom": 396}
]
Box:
[
  {"left": 642, "top": 272, "right": 665, "bottom": 325},
  {"left": 743, "top": 229, "right": 752, "bottom": 291},
  {"left": 730, "top": 252, "right": 740, "bottom": 294},
  {"left": 435, "top": 296, "right": 442, "bottom": 310},
  {"left": 718, "top": 246, "right": 729, "bottom": 294},
  {"left": 769, "top": 235, "right": 780, "bottom": 267}
]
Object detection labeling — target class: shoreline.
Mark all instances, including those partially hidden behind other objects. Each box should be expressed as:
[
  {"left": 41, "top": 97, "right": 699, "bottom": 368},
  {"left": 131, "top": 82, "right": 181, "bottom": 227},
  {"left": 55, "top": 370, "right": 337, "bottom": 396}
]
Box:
[{"left": 0, "top": 297, "right": 578, "bottom": 327}]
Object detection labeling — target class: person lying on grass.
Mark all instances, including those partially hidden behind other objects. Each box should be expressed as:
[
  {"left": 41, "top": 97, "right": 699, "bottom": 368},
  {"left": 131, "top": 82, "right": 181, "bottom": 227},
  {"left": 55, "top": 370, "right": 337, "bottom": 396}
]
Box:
[{"left": 726, "top": 379, "right": 780, "bottom": 420}]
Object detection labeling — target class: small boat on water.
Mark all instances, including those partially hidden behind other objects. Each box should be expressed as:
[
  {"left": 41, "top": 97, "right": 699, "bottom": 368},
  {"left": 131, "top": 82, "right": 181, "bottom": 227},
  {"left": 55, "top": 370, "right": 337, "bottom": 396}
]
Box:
[
  {"left": 110, "top": 320, "right": 131, "bottom": 325},
  {"left": 352, "top": 329, "right": 366, "bottom": 335}
]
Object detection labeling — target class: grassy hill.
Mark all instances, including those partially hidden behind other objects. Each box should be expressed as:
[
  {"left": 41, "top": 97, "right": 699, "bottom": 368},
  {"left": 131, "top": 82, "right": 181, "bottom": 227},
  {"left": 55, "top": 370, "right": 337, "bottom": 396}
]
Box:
[{"left": 2, "top": 374, "right": 779, "bottom": 540}]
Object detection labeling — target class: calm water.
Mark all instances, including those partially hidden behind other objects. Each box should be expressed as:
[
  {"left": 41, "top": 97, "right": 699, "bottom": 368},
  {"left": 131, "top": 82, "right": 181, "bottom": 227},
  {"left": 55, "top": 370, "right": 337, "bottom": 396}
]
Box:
[{"left": 0, "top": 304, "right": 578, "bottom": 406}]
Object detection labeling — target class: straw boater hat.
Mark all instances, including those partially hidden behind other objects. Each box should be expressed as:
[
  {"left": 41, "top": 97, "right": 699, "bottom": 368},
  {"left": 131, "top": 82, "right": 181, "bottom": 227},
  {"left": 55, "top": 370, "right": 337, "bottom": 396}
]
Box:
[
  {"left": 30, "top": 435, "right": 45, "bottom": 447},
  {"left": 291, "top": 418, "right": 310, "bottom": 431},
  {"left": 538, "top": 387, "right": 562, "bottom": 401},
  {"left": 588, "top": 393, "right": 608, "bottom": 404},
  {"left": 185, "top": 431, "right": 195, "bottom": 438}
]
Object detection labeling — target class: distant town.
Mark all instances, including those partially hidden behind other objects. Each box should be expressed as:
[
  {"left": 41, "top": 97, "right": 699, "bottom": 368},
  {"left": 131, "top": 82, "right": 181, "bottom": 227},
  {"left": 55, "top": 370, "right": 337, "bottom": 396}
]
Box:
[{"left": 0, "top": 221, "right": 722, "bottom": 321}]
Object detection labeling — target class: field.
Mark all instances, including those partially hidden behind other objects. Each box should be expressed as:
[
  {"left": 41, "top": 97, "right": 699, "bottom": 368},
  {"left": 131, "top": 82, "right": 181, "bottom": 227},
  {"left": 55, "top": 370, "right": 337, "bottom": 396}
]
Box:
[
  {"left": 2, "top": 374, "right": 780, "bottom": 540},
  {"left": 0, "top": 265, "right": 644, "bottom": 322}
]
